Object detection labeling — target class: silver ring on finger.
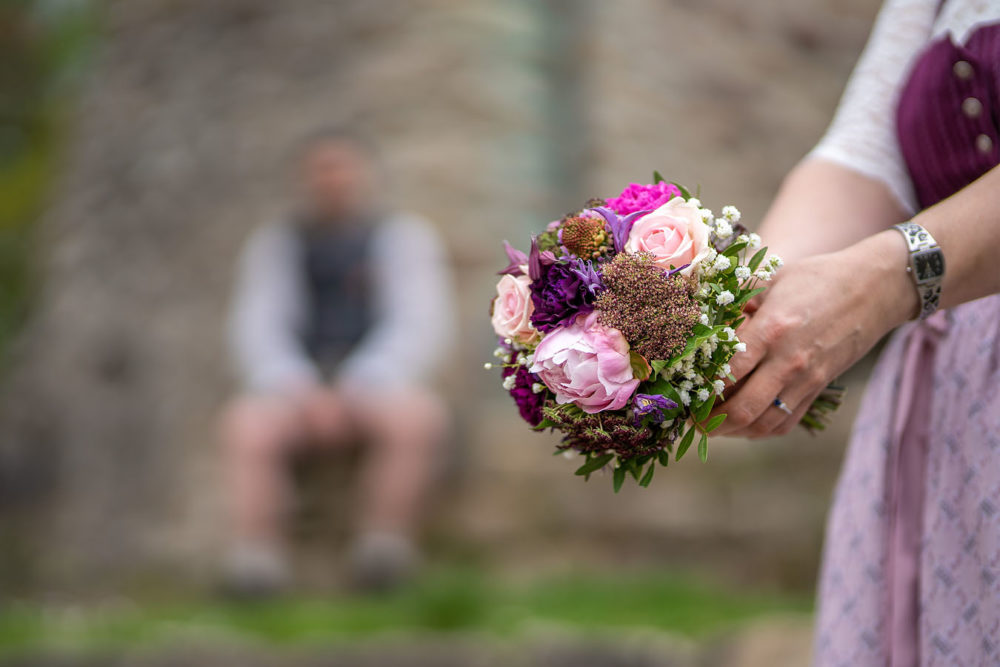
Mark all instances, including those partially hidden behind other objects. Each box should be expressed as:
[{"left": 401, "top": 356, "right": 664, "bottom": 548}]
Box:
[{"left": 773, "top": 396, "right": 793, "bottom": 416}]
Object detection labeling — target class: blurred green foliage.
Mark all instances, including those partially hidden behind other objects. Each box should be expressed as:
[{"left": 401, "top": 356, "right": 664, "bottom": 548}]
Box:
[
  {"left": 0, "top": 569, "right": 810, "bottom": 656},
  {"left": 0, "top": 1, "right": 96, "bottom": 362}
]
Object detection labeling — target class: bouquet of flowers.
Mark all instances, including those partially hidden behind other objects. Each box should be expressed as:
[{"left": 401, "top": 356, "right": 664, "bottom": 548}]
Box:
[{"left": 487, "top": 176, "right": 844, "bottom": 491}]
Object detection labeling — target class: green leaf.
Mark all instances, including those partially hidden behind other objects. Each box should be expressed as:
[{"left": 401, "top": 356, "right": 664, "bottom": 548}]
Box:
[
  {"left": 533, "top": 418, "right": 556, "bottom": 431},
  {"left": 722, "top": 241, "right": 748, "bottom": 257},
  {"left": 704, "top": 413, "right": 727, "bottom": 432},
  {"left": 675, "top": 426, "right": 696, "bottom": 461},
  {"left": 670, "top": 181, "right": 692, "bottom": 199},
  {"left": 639, "top": 462, "right": 656, "bottom": 487},
  {"left": 657, "top": 449, "right": 671, "bottom": 467},
  {"left": 652, "top": 170, "right": 665, "bottom": 183},
  {"left": 690, "top": 323, "right": 713, "bottom": 337},
  {"left": 650, "top": 359, "right": 671, "bottom": 375},
  {"left": 734, "top": 287, "right": 766, "bottom": 309},
  {"left": 630, "top": 350, "right": 652, "bottom": 381},
  {"left": 698, "top": 433, "right": 709, "bottom": 462},
  {"left": 574, "top": 453, "right": 614, "bottom": 477},
  {"left": 747, "top": 247, "right": 768, "bottom": 273},
  {"left": 693, "top": 394, "right": 716, "bottom": 423},
  {"left": 612, "top": 466, "right": 626, "bottom": 493}
]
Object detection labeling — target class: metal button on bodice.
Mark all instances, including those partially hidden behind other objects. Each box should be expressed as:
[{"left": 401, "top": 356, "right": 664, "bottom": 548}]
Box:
[
  {"left": 962, "top": 97, "right": 983, "bottom": 118},
  {"left": 976, "top": 134, "right": 994, "bottom": 153},
  {"left": 953, "top": 60, "right": 974, "bottom": 80}
]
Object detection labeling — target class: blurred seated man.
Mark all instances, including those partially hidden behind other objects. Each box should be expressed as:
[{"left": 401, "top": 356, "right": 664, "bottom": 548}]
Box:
[{"left": 219, "top": 128, "right": 452, "bottom": 595}]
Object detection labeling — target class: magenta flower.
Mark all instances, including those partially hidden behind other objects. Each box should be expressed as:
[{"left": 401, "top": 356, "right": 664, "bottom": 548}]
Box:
[
  {"left": 606, "top": 182, "right": 682, "bottom": 216},
  {"left": 529, "top": 311, "right": 639, "bottom": 414}
]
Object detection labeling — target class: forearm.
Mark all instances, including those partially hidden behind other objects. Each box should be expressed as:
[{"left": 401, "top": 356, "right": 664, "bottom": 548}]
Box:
[
  {"left": 910, "top": 164, "right": 1000, "bottom": 309},
  {"left": 757, "top": 158, "right": 907, "bottom": 263},
  {"left": 831, "top": 164, "right": 1000, "bottom": 334}
]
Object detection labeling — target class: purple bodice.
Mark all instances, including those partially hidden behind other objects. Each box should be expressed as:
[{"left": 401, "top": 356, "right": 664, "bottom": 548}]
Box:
[{"left": 897, "top": 22, "right": 1000, "bottom": 209}]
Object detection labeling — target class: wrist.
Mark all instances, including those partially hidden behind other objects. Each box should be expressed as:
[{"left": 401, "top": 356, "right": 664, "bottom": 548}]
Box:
[{"left": 852, "top": 230, "right": 921, "bottom": 329}]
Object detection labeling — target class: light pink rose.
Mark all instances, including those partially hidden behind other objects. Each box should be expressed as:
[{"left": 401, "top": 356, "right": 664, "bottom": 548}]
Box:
[
  {"left": 529, "top": 311, "right": 639, "bottom": 414},
  {"left": 624, "top": 197, "right": 710, "bottom": 276},
  {"left": 491, "top": 273, "right": 539, "bottom": 344}
]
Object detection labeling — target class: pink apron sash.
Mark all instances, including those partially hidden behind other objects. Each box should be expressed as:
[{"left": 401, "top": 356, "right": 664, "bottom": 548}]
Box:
[{"left": 886, "top": 310, "right": 949, "bottom": 666}]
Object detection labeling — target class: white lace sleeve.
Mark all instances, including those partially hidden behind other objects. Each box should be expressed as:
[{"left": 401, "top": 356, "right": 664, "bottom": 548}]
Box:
[{"left": 809, "top": 0, "right": 938, "bottom": 215}]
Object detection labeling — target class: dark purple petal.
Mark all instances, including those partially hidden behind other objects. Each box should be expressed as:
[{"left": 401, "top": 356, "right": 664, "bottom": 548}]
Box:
[
  {"left": 502, "top": 363, "right": 546, "bottom": 426},
  {"left": 529, "top": 256, "right": 606, "bottom": 333}
]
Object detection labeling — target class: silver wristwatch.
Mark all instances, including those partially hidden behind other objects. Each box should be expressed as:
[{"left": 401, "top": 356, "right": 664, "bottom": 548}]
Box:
[{"left": 892, "top": 221, "right": 945, "bottom": 320}]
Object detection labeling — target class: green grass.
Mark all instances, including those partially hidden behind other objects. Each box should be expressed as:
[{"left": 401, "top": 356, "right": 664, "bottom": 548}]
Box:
[{"left": 0, "top": 569, "right": 811, "bottom": 657}]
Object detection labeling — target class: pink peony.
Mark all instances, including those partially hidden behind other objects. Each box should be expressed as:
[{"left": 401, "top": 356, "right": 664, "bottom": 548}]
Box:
[
  {"left": 624, "top": 197, "right": 710, "bottom": 277},
  {"left": 606, "top": 182, "right": 682, "bottom": 216},
  {"left": 491, "top": 274, "right": 539, "bottom": 344},
  {"left": 529, "top": 311, "right": 639, "bottom": 414}
]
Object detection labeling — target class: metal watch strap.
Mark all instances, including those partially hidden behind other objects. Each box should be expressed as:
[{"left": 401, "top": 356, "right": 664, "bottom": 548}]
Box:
[{"left": 892, "top": 221, "right": 945, "bottom": 320}]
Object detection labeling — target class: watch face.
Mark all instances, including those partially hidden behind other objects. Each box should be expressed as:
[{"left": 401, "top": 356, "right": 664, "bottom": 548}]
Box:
[{"left": 913, "top": 249, "right": 944, "bottom": 282}]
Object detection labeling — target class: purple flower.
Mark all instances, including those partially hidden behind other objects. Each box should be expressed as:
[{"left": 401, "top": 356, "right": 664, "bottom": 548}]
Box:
[
  {"left": 528, "top": 237, "right": 558, "bottom": 282},
  {"left": 606, "top": 182, "right": 682, "bottom": 216},
  {"left": 502, "top": 363, "right": 546, "bottom": 426},
  {"left": 589, "top": 206, "right": 653, "bottom": 254},
  {"left": 499, "top": 241, "right": 529, "bottom": 277},
  {"left": 529, "top": 256, "right": 605, "bottom": 333},
  {"left": 632, "top": 393, "right": 678, "bottom": 427}
]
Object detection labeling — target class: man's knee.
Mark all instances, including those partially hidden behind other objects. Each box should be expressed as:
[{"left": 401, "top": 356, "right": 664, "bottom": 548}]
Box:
[
  {"left": 219, "top": 395, "right": 301, "bottom": 458},
  {"left": 355, "top": 386, "right": 449, "bottom": 446}
]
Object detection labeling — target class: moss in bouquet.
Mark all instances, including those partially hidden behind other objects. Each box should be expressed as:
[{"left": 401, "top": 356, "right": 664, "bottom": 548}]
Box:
[
  {"left": 596, "top": 252, "right": 700, "bottom": 362},
  {"left": 543, "top": 404, "right": 673, "bottom": 460},
  {"left": 535, "top": 228, "right": 562, "bottom": 253}
]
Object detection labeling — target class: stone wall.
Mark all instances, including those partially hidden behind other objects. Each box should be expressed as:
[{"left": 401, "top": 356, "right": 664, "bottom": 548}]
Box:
[{"left": 0, "top": 0, "right": 883, "bottom": 592}]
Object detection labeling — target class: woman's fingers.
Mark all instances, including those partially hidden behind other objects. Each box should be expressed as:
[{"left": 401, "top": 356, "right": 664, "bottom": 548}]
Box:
[
  {"left": 726, "top": 316, "right": 768, "bottom": 386},
  {"left": 743, "top": 378, "right": 824, "bottom": 439},
  {"left": 711, "top": 357, "right": 786, "bottom": 436}
]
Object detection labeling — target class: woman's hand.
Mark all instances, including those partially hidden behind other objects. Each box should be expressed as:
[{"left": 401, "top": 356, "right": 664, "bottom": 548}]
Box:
[{"left": 710, "top": 230, "right": 918, "bottom": 438}]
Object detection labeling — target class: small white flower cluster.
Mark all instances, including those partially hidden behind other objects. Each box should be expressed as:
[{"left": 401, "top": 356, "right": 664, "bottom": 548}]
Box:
[
  {"left": 721, "top": 205, "right": 741, "bottom": 223},
  {"left": 712, "top": 254, "right": 731, "bottom": 273},
  {"left": 754, "top": 254, "right": 784, "bottom": 282}
]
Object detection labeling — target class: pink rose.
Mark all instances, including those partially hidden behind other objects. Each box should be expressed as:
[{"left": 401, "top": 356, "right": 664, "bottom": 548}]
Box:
[
  {"left": 529, "top": 311, "right": 639, "bottom": 414},
  {"left": 624, "top": 197, "right": 710, "bottom": 276},
  {"left": 491, "top": 274, "right": 539, "bottom": 344}
]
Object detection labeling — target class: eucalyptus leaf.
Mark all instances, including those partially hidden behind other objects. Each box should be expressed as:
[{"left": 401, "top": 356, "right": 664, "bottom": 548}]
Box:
[
  {"left": 747, "top": 247, "right": 768, "bottom": 273},
  {"left": 705, "top": 413, "right": 727, "bottom": 432},
  {"left": 575, "top": 453, "right": 614, "bottom": 477},
  {"left": 613, "top": 466, "right": 626, "bottom": 493},
  {"left": 670, "top": 181, "right": 692, "bottom": 199},
  {"left": 722, "top": 241, "right": 748, "bottom": 257},
  {"left": 734, "top": 287, "right": 766, "bottom": 308},
  {"left": 694, "top": 394, "right": 716, "bottom": 422},
  {"left": 698, "top": 433, "right": 709, "bottom": 462},
  {"left": 675, "top": 426, "right": 696, "bottom": 461},
  {"left": 639, "top": 462, "right": 656, "bottom": 487}
]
